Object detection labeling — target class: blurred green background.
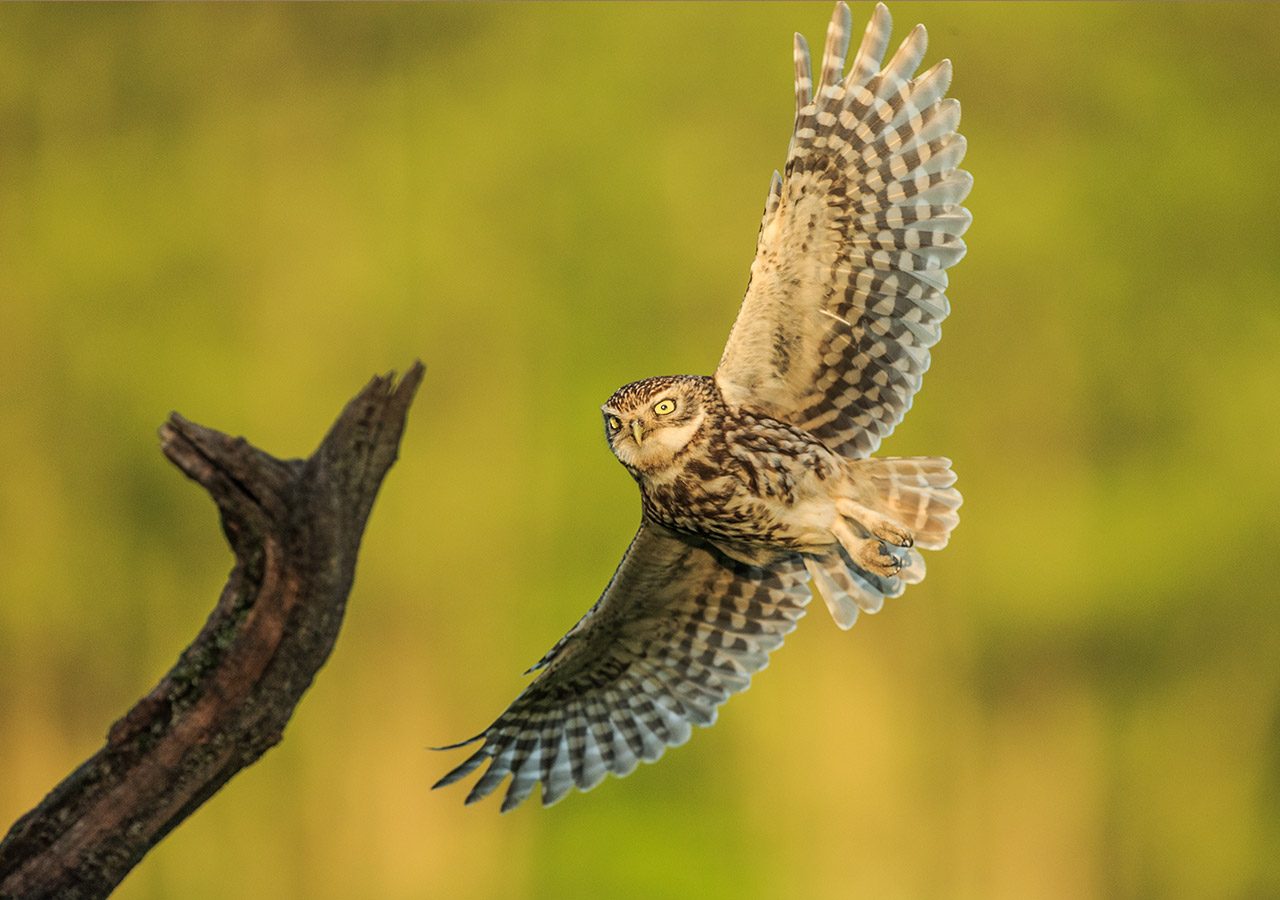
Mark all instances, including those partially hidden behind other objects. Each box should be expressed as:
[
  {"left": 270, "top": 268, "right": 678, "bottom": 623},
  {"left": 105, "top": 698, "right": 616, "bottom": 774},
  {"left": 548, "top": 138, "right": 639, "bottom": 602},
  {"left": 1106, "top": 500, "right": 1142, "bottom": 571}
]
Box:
[{"left": 2, "top": 3, "right": 1278, "bottom": 898}]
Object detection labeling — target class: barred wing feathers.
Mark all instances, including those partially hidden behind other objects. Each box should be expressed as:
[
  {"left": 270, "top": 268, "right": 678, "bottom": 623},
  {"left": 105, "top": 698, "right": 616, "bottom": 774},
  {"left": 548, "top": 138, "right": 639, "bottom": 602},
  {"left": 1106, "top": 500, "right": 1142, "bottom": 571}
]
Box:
[
  {"left": 433, "top": 522, "right": 811, "bottom": 811},
  {"left": 717, "top": 2, "right": 972, "bottom": 459}
]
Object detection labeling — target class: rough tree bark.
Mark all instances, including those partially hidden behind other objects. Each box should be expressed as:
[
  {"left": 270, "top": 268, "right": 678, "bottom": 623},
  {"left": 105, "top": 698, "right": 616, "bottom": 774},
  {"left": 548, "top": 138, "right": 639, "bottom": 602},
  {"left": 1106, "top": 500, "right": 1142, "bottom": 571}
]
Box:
[{"left": 0, "top": 363, "right": 425, "bottom": 900}]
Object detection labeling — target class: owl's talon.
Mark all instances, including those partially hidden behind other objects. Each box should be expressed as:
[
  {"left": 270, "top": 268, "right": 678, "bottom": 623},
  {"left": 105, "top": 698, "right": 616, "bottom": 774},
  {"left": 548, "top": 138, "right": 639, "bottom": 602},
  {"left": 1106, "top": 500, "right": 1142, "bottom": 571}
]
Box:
[
  {"left": 874, "top": 522, "right": 914, "bottom": 548},
  {"left": 855, "top": 540, "right": 903, "bottom": 578}
]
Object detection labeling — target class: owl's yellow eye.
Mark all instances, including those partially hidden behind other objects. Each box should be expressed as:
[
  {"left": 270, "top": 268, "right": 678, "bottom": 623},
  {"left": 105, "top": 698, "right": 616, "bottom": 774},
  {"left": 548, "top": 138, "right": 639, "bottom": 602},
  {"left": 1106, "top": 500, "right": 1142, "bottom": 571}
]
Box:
[
  {"left": 653, "top": 399, "right": 676, "bottom": 416},
  {"left": 607, "top": 416, "right": 622, "bottom": 431}
]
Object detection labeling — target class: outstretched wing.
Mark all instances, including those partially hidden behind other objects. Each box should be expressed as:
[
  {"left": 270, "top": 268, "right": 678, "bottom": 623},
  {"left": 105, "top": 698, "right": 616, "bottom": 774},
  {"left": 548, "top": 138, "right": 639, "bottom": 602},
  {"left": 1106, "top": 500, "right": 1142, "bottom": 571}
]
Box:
[
  {"left": 432, "top": 522, "right": 811, "bottom": 811},
  {"left": 716, "top": 2, "right": 972, "bottom": 459}
]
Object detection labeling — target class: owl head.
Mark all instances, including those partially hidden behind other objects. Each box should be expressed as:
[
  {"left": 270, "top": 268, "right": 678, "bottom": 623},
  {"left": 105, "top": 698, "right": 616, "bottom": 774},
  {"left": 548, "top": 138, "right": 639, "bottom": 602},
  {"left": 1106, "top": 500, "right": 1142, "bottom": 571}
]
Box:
[{"left": 601, "top": 375, "right": 715, "bottom": 475}]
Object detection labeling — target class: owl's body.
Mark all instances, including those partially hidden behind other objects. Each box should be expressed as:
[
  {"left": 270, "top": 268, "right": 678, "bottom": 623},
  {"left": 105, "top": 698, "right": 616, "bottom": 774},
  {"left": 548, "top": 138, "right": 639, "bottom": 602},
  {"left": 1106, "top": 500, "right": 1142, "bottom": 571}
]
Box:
[
  {"left": 436, "top": 1, "right": 971, "bottom": 811},
  {"left": 606, "top": 373, "right": 956, "bottom": 592}
]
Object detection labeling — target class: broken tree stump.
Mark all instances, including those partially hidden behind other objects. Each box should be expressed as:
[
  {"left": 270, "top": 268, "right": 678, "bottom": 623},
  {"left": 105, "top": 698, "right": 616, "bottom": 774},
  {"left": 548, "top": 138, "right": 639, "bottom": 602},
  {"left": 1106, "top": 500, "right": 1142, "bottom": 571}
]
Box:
[{"left": 0, "top": 362, "right": 425, "bottom": 899}]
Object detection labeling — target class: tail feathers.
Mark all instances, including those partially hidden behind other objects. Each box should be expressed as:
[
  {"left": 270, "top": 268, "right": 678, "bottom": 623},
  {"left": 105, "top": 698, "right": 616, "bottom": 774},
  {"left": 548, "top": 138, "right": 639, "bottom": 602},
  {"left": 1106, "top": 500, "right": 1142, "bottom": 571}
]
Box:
[
  {"left": 858, "top": 456, "right": 961, "bottom": 550},
  {"left": 805, "top": 545, "right": 913, "bottom": 631}
]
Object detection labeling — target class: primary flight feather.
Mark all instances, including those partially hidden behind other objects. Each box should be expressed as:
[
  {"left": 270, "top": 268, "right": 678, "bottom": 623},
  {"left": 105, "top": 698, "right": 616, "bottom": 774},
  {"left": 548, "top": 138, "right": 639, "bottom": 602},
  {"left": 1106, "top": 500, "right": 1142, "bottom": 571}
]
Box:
[{"left": 435, "top": 1, "right": 970, "bottom": 811}]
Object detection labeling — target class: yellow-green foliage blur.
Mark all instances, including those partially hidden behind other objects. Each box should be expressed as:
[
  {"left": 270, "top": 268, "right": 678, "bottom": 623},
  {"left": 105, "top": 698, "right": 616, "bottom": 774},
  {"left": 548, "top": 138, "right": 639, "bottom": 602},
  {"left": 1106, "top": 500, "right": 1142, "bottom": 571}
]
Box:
[{"left": 2, "top": 4, "right": 1278, "bottom": 898}]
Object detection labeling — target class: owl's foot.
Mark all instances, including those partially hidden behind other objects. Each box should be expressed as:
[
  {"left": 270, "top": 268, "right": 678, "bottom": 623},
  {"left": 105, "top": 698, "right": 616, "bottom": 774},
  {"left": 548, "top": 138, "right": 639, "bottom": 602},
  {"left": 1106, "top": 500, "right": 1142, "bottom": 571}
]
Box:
[
  {"left": 855, "top": 540, "right": 907, "bottom": 578},
  {"left": 829, "top": 514, "right": 909, "bottom": 578},
  {"left": 834, "top": 499, "right": 914, "bottom": 548}
]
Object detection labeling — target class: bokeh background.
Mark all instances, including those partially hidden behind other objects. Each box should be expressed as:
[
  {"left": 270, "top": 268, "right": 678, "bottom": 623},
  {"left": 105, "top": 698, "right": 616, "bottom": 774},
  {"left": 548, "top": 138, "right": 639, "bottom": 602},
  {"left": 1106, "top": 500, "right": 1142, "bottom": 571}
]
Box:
[{"left": 2, "top": 3, "right": 1278, "bottom": 898}]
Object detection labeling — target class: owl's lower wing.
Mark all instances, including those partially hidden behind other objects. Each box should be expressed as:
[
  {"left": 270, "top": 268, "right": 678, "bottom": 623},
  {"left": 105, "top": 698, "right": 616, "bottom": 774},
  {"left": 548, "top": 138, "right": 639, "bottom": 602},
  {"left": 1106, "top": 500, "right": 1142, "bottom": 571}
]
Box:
[
  {"left": 716, "top": 2, "right": 971, "bottom": 459},
  {"left": 432, "top": 521, "right": 811, "bottom": 811}
]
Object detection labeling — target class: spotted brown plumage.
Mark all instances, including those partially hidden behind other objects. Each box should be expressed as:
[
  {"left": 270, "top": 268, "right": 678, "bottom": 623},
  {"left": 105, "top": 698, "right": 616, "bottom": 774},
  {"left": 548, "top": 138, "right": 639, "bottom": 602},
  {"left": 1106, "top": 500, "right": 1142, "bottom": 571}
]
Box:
[
  {"left": 719, "top": 1, "right": 971, "bottom": 459},
  {"left": 435, "top": 1, "right": 968, "bottom": 810}
]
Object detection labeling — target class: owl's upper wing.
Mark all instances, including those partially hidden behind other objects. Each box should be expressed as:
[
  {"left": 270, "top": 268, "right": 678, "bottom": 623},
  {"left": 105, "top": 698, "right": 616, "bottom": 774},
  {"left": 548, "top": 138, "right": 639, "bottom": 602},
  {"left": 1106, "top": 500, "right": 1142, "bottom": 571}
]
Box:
[
  {"left": 432, "top": 521, "right": 812, "bottom": 811},
  {"left": 715, "top": 2, "right": 971, "bottom": 458}
]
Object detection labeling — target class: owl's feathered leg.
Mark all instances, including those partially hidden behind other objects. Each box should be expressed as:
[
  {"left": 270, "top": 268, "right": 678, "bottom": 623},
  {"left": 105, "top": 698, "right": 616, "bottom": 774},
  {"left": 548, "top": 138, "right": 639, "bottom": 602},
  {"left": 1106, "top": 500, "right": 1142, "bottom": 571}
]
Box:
[{"left": 835, "top": 498, "right": 914, "bottom": 548}]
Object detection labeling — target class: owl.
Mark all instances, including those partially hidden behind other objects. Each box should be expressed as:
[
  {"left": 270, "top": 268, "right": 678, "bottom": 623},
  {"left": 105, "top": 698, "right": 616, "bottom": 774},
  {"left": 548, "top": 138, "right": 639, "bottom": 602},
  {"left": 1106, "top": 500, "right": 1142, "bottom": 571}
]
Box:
[{"left": 435, "top": 1, "right": 970, "bottom": 811}]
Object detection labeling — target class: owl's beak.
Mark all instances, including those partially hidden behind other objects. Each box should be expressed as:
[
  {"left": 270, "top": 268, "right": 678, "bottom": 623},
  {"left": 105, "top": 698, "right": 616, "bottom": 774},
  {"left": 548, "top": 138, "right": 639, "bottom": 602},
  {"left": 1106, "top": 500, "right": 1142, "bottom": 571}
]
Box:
[{"left": 630, "top": 420, "right": 644, "bottom": 445}]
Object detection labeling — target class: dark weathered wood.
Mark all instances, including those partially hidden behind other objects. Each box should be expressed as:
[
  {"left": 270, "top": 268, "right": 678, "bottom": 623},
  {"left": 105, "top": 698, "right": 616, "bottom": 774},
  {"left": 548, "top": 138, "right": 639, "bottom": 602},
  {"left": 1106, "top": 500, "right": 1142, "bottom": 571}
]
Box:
[{"left": 0, "top": 363, "right": 425, "bottom": 900}]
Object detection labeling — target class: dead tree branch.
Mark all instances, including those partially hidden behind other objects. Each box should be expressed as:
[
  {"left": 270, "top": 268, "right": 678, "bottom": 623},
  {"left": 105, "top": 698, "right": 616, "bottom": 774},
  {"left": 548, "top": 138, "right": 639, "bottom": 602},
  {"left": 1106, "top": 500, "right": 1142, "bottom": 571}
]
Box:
[{"left": 0, "top": 362, "right": 425, "bottom": 900}]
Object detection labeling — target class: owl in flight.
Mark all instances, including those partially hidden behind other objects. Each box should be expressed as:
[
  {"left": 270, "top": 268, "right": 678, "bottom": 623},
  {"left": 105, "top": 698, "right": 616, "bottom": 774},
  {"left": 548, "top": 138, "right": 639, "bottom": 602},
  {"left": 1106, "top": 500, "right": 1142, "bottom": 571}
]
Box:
[{"left": 435, "top": 1, "right": 970, "bottom": 811}]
